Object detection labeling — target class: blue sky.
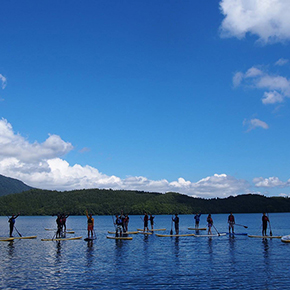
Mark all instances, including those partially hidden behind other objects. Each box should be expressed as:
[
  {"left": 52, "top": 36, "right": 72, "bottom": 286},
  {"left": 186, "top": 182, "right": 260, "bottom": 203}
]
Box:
[{"left": 1, "top": 0, "right": 290, "bottom": 198}]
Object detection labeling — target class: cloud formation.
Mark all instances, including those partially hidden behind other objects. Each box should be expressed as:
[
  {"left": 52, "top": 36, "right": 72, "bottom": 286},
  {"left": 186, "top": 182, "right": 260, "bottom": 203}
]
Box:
[
  {"left": 0, "top": 74, "right": 7, "bottom": 89},
  {"left": 233, "top": 64, "right": 290, "bottom": 105},
  {"left": 219, "top": 0, "right": 290, "bottom": 43},
  {"left": 243, "top": 118, "right": 269, "bottom": 131},
  {"left": 0, "top": 118, "right": 250, "bottom": 198}
]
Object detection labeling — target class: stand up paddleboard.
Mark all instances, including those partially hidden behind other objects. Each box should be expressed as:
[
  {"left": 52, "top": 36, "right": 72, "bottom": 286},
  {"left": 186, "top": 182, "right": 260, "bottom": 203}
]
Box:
[
  {"left": 195, "top": 233, "right": 227, "bottom": 237},
  {"left": 188, "top": 227, "right": 207, "bottom": 231},
  {"left": 225, "top": 233, "right": 247, "bottom": 236},
  {"left": 156, "top": 233, "right": 196, "bottom": 237},
  {"left": 0, "top": 237, "right": 14, "bottom": 242},
  {"left": 13, "top": 236, "right": 37, "bottom": 240},
  {"left": 108, "top": 231, "right": 139, "bottom": 234},
  {"left": 137, "top": 228, "right": 166, "bottom": 232},
  {"left": 281, "top": 235, "right": 290, "bottom": 243},
  {"left": 106, "top": 236, "right": 133, "bottom": 240},
  {"left": 41, "top": 236, "right": 82, "bottom": 241},
  {"left": 137, "top": 231, "right": 153, "bottom": 235},
  {"left": 248, "top": 235, "right": 282, "bottom": 239}
]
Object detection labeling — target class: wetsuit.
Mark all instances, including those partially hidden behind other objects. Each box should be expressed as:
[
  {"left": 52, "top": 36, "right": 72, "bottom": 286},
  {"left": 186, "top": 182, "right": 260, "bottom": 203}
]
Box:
[{"left": 8, "top": 214, "right": 19, "bottom": 237}]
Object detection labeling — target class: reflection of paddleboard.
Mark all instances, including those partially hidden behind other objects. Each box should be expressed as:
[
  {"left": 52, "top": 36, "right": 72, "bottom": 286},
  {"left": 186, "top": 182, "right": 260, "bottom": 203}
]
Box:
[
  {"left": 281, "top": 235, "right": 290, "bottom": 243},
  {"left": 188, "top": 227, "right": 207, "bottom": 231},
  {"left": 0, "top": 237, "right": 14, "bottom": 241},
  {"left": 13, "top": 236, "right": 37, "bottom": 240},
  {"left": 137, "top": 228, "right": 166, "bottom": 232},
  {"left": 107, "top": 231, "right": 139, "bottom": 234},
  {"left": 41, "top": 236, "right": 82, "bottom": 241},
  {"left": 156, "top": 233, "right": 196, "bottom": 237},
  {"left": 84, "top": 237, "right": 97, "bottom": 241},
  {"left": 106, "top": 236, "right": 133, "bottom": 240},
  {"left": 195, "top": 233, "right": 227, "bottom": 237},
  {"left": 248, "top": 235, "right": 282, "bottom": 239}
]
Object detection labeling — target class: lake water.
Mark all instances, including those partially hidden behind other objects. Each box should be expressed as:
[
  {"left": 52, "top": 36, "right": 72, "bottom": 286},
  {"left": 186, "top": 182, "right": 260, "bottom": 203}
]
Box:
[{"left": 1, "top": 213, "right": 290, "bottom": 289}]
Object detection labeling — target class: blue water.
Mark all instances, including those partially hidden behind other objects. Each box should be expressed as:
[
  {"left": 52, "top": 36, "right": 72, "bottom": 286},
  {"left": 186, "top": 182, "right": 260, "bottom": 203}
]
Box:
[{"left": 1, "top": 213, "right": 290, "bottom": 289}]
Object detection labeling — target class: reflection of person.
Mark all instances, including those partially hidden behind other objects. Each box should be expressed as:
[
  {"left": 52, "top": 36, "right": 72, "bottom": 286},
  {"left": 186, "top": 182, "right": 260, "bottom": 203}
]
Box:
[
  {"left": 172, "top": 214, "right": 179, "bottom": 234},
  {"left": 228, "top": 213, "right": 235, "bottom": 234},
  {"left": 149, "top": 214, "right": 155, "bottom": 230},
  {"left": 86, "top": 210, "right": 94, "bottom": 238},
  {"left": 194, "top": 212, "right": 201, "bottom": 228},
  {"left": 207, "top": 214, "right": 213, "bottom": 235},
  {"left": 8, "top": 213, "right": 20, "bottom": 237},
  {"left": 262, "top": 213, "right": 269, "bottom": 236}
]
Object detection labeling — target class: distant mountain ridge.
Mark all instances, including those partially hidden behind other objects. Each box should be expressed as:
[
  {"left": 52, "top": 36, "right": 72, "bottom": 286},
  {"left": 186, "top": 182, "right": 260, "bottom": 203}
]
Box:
[{"left": 0, "top": 174, "right": 33, "bottom": 196}]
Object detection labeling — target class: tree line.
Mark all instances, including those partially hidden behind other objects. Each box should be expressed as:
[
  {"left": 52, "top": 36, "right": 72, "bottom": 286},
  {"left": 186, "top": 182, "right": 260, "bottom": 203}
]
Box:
[{"left": 0, "top": 188, "right": 289, "bottom": 216}]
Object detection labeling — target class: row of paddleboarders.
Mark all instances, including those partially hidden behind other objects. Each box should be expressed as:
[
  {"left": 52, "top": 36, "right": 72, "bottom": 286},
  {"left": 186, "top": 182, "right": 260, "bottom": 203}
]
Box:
[{"left": 196, "top": 212, "right": 271, "bottom": 236}]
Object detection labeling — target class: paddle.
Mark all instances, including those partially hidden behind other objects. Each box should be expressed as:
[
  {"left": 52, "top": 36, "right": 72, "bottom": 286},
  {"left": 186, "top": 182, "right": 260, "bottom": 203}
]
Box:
[
  {"left": 14, "top": 226, "right": 22, "bottom": 237},
  {"left": 212, "top": 224, "right": 220, "bottom": 236},
  {"left": 170, "top": 215, "right": 173, "bottom": 235},
  {"left": 267, "top": 214, "right": 273, "bottom": 236},
  {"left": 235, "top": 223, "right": 248, "bottom": 228}
]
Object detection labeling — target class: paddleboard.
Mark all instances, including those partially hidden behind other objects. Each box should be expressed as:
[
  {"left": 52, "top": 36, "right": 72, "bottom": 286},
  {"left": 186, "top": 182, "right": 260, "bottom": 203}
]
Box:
[
  {"left": 137, "top": 228, "right": 166, "bottom": 232},
  {"left": 281, "top": 235, "right": 290, "bottom": 243},
  {"left": 137, "top": 231, "right": 153, "bottom": 235},
  {"left": 248, "top": 235, "right": 282, "bottom": 239},
  {"left": 106, "top": 236, "right": 133, "bottom": 240},
  {"left": 13, "top": 236, "right": 37, "bottom": 240},
  {"left": 156, "top": 233, "right": 196, "bottom": 237},
  {"left": 41, "top": 236, "right": 82, "bottom": 241},
  {"left": 108, "top": 231, "right": 139, "bottom": 234},
  {"left": 225, "top": 233, "right": 247, "bottom": 236},
  {"left": 0, "top": 237, "right": 14, "bottom": 241},
  {"left": 45, "top": 228, "right": 73, "bottom": 231},
  {"left": 65, "top": 231, "right": 75, "bottom": 234},
  {"left": 195, "top": 233, "right": 227, "bottom": 237},
  {"left": 188, "top": 227, "right": 207, "bottom": 231}
]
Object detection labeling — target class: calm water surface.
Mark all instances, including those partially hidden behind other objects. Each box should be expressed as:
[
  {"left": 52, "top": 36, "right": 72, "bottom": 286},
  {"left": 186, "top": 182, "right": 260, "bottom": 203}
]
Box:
[{"left": 1, "top": 213, "right": 290, "bottom": 289}]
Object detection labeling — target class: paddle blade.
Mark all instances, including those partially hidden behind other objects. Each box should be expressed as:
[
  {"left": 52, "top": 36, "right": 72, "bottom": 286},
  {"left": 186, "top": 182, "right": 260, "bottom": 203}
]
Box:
[
  {"left": 170, "top": 229, "right": 173, "bottom": 235},
  {"left": 270, "top": 230, "right": 273, "bottom": 236}
]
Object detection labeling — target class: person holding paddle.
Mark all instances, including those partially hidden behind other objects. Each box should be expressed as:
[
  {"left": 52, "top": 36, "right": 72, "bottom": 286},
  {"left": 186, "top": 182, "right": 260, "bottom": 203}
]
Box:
[
  {"left": 149, "top": 214, "right": 155, "bottom": 230},
  {"left": 143, "top": 212, "right": 149, "bottom": 232},
  {"left": 8, "top": 213, "right": 20, "bottom": 237},
  {"left": 228, "top": 213, "right": 235, "bottom": 234},
  {"left": 172, "top": 214, "right": 179, "bottom": 234},
  {"left": 262, "top": 213, "right": 270, "bottom": 236},
  {"left": 194, "top": 212, "right": 201, "bottom": 228},
  {"left": 85, "top": 210, "right": 95, "bottom": 239},
  {"left": 207, "top": 214, "right": 213, "bottom": 235}
]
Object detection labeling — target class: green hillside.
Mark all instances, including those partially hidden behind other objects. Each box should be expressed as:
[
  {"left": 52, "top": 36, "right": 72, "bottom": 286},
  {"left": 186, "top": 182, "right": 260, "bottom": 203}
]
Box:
[
  {"left": 0, "top": 188, "right": 290, "bottom": 216},
  {"left": 0, "top": 174, "right": 33, "bottom": 197}
]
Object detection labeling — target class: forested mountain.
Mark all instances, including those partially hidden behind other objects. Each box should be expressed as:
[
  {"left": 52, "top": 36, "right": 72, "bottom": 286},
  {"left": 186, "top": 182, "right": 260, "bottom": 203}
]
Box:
[
  {"left": 0, "top": 188, "right": 290, "bottom": 216},
  {"left": 0, "top": 174, "right": 33, "bottom": 197}
]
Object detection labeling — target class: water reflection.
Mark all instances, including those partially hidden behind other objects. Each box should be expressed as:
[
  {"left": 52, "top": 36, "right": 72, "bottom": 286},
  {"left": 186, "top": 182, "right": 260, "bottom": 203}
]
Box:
[
  {"left": 86, "top": 241, "right": 94, "bottom": 268},
  {"left": 174, "top": 237, "right": 179, "bottom": 257},
  {"left": 7, "top": 241, "right": 15, "bottom": 257},
  {"left": 54, "top": 241, "right": 62, "bottom": 265}
]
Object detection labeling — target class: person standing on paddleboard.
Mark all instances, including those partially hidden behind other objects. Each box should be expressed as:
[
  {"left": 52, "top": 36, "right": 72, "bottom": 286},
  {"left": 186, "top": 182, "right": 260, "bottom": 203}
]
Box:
[
  {"left": 194, "top": 212, "right": 201, "bottom": 228},
  {"left": 115, "top": 214, "right": 123, "bottom": 237},
  {"left": 143, "top": 212, "right": 149, "bottom": 232},
  {"left": 86, "top": 210, "right": 94, "bottom": 239},
  {"left": 8, "top": 213, "right": 20, "bottom": 237},
  {"left": 207, "top": 214, "right": 213, "bottom": 235},
  {"left": 228, "top": 213, "right": 235, "bottom": 234},
  {"left": 172, "top": 214, "right": 179, "bottom": 234},
  {"left": 262, "top": 213, "right": 270, "bottom": 236},
  {"left": 149, "top": 214, "right": 155, "bottom": 230}
]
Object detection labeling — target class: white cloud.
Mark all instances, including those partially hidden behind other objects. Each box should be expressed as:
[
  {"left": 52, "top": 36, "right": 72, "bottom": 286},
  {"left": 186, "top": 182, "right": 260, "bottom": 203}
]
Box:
[
  {"left": 253, "top": 176, "right": 286, "bottom": 187},
  {"left": 243, "top": 118, "right": 269, "bottom": 131},
  {"left": 262, "top": 91, "right": 284, "bottom": 104},
  {"left": 219, "top": 0, "right": 290, "bottom": 43},
  {"left": 0, "top": 118, "right": 250, "bottom": 198},
  {"left": 0, "top": 74, "right": 7, "bottom": 89},
  {"left": 275, "top": 58, "right": 289, "bottom": 66},
  {"left": 234, "top": 65, "right": 290, "bottom": 105}
]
